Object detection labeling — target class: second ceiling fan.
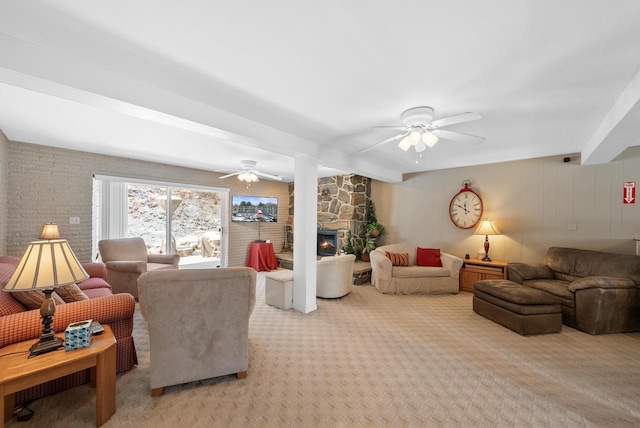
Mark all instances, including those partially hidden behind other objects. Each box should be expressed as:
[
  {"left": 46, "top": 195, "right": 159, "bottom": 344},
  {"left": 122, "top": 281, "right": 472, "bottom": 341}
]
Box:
[{"left": 359, "top": 106, "right": 486, "bottom": 154}]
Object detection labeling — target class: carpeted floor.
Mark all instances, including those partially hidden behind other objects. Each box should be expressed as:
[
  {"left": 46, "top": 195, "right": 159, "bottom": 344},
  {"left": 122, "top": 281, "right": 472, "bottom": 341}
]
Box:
[{"left": 7, "top": 274, "right": 640, "bottom": 427}]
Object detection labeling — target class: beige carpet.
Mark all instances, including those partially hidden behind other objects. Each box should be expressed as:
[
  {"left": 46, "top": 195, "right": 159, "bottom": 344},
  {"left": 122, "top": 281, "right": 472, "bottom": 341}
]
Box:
[{"left": 7, "top": 274, "right": 640, "bottom": 427}]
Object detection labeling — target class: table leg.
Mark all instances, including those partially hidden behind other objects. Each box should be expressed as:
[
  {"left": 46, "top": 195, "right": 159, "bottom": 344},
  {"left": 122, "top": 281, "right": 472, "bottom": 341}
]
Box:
[
  {"left": 1, "top": 390, "right": 12, "bottom": 427},
  {"left": 94, "top": 343, "right": 116, "bottom": 427}
]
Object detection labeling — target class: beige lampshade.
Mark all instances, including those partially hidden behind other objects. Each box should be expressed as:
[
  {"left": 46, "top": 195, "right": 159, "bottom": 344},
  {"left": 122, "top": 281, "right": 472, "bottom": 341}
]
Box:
[
  {"left": 475, "top": 219, "right": 501, "bottom": 236},
  {"left": 4, "top": 239, "right": 89, "bottom": 291},
  {"left": 39, "top": 223, "right": 60, "bottom": 240}
]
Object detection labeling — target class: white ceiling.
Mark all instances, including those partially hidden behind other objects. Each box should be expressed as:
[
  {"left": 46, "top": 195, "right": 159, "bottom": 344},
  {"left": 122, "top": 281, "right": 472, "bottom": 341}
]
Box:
[{"left": 1, "top": 1, "right": 640, "bottom": 183}]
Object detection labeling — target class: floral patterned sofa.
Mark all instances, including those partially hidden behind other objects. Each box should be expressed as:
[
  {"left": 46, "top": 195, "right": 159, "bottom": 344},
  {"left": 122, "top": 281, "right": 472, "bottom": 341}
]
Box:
[{"left": 0, "top": 255, "right": 137, "bottom": 405}]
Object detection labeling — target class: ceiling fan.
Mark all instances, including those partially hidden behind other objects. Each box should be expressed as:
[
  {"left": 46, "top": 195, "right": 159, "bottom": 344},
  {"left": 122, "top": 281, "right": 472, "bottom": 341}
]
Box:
[
  {"left": 359, "top": 106, "right": 486, "bottom": 154},
  {"left": 217, "top": 160, "right": 283, "bottom": 183}
]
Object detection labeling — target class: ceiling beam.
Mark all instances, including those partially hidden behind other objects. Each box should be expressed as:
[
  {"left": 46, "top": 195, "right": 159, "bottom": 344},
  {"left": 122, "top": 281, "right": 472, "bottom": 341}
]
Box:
[
  {"left": 0, "top": 33, "right": 402, "bottom": 183},
  {"left": 582, "top": 66, "right": 640, "bottom": 165}
]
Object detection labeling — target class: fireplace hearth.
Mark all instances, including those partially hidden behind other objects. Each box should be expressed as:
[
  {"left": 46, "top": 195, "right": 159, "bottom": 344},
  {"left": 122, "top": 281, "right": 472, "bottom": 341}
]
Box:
[{"left": 317, "top": 230, "right": 338, "bottom": 256}]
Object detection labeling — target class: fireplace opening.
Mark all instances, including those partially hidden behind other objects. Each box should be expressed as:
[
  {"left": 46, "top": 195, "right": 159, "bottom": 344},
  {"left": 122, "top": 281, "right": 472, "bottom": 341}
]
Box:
[{"left": 317, "top": 230, "right": 338, "bottom": 256}]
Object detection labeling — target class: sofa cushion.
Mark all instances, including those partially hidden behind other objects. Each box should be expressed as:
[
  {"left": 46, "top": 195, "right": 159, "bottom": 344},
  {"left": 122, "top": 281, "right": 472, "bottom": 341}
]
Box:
[
  {"left": 11, "top": 289, "right": 65, "bottom": 310},
  {"left": 545, "top": 247, "right": 640, "bottom": 284},
  {"left": 386, "top": 252, "right": 409, "bottom": 266},
  {"left": 55, "top": 284, "right": 90, "bottom": 302},
  {"left": 416, "top": 247, "right": 442, "bottom": 267},
  {"left": 569, "top": 276, "right": 637, "bottom": 291},
  {"left": 392, "top": 266, "right": 450, "bottom": 278},
  {"left": 0, "top": 290, "right": 25, "bottom": 316},
  {"left": 475, "top": 280, "right": 561, "bottom": 305},
  {"left": 0, "top": 258, "right": 27, "bottom": 316},
  {"left": 376, "top": 244, "right": 418, "bottom": 266},
  {"left": 522, "top": 279, "right": 575, "bottom": 308}
]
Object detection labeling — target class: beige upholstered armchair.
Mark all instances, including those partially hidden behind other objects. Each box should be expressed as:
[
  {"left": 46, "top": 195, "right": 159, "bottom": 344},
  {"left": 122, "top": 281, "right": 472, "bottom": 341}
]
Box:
[
  {"left": 316, "top": 254, "right": 356, "bottom": 298},
  {"left": 98, "top": 237, "right": 179, "bottom": 299},
  {"left": 137, "top": 268, "right": 257, "bottom": 396}
]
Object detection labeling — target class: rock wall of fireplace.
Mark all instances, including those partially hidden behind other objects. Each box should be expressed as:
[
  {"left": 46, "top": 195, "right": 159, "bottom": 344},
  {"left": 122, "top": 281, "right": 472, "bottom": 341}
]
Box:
[{"left": 285, "top": 174, "right": 371, "bottom": 254}]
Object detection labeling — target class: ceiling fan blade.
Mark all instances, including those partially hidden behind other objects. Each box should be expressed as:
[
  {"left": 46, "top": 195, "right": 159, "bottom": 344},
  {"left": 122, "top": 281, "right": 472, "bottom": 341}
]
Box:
[
  {"left": 255, "top": 171, "right": 283, "bottom": 181},
  {"left": 372, "top": 125, "right": 410, "bottom": 131},
  {"left": 358, "top": 131, "right": 410, "bottom": 154},
  {"left": 430, "top": 112, "right": 481, "bottom": 129},
  {"left": 218, "top": 171, "right": 240, "bottom": 179},
  {"left": 432, "top": 129, "right": 486, "bottom": 145}
]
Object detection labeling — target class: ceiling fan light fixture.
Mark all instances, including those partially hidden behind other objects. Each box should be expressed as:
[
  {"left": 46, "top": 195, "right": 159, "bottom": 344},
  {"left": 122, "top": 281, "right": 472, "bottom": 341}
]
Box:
[
  {"left": 409, "top": 130, "right": 421, "bottom": 145},
  {"left": 238, "top": 172, "right": 259, "bottom": 183},
  {"left": 422, "top": 130, "right": 438, "bottom": 148},
  {"left": 415, "top": 140, "right": 427, "bottom": 153},
  {"left": 398, "top": 137, "right": 412, "bottom": 151}
]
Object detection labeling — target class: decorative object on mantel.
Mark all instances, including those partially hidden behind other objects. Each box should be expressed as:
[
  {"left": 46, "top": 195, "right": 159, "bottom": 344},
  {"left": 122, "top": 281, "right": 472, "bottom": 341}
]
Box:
[
  {"left": 4, "top": 223, "right": 89, "bottom": 358},
  {"left": 474, "top": 219, "right": 501, "bottom": 262},
  {"left": 359, "top": 106, "right": 486, "bottom": 163}
]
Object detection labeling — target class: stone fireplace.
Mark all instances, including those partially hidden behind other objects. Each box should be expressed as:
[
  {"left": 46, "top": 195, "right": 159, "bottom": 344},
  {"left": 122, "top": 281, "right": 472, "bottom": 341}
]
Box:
[
  {"left": 285, "top": 174, "right": 371, "bottom": 254},
  {"left": 317, "top": 230, "right": 337, "bottom": 256}
]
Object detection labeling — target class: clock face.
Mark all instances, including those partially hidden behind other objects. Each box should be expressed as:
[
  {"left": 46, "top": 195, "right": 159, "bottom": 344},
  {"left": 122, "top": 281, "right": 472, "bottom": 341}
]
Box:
[{"left": 449, "top": 189, "right": 483, "bottom": 229}]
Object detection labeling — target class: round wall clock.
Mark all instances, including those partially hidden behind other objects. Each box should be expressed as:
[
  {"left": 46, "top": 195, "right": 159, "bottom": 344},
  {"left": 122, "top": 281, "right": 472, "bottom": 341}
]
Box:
[{"left": 449, "top": 180, "right": 483, "bottom": 229}]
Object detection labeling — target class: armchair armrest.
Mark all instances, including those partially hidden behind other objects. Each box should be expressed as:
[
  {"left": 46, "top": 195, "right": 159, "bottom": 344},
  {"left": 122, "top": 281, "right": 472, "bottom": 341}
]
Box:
[
  {"left": 148, "top": 253, "right": 180, "bottom": 267},
  {"left": 105, "top": 260, "right": 147, "bottom": 273},
  {"left": 82, "top": 262, "right": 107, "bottom": 279},
  {"left": 569, "top": 276, "right": 637, "bottom": 292},
  {"left": 370, "top": 250, "right": 392, "bottom": 281},
  {"left": 440, "top": 253, "right": 463, "bottom": 275},
  {"left": 507, "top": 262, "right": 555, "bottom": 284},
  {"left": 0, "top": 294, "right": 135, "bottom": 348}
]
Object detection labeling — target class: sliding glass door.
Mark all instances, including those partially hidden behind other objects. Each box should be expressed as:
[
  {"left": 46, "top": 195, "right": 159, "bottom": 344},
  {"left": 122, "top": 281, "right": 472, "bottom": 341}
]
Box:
[{"left": 93, "top": 176, "right": 227, "bottom": 268}]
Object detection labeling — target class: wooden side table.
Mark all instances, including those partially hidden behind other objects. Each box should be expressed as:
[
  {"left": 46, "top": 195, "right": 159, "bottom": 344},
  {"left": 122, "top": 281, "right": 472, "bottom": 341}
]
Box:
[
  {"left": 0, "top": 325, "right": 116, "bottom": 427},
  {"left": 459, "top": 258, "right": 508, "bottom": 292}
]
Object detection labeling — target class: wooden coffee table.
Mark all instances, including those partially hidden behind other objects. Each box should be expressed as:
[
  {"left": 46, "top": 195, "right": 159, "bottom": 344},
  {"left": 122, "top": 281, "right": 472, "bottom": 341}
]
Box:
[{"left": 0, "top": 325, "right": 116, "bottom": 427}]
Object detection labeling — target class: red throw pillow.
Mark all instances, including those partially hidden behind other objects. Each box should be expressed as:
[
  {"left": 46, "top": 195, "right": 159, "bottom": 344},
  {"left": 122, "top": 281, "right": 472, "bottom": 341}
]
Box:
[
  {"left": 385, "top": 251, "right": 409, "bottom": 266},
  {"left": 417, "top": 247, "right": 443, "bottom": 267}
]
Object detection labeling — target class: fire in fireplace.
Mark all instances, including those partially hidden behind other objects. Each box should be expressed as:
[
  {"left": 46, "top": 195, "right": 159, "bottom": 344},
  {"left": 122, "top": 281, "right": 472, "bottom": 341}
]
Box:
[{"left": 317, "top": 230, "right": 338, "bottom": 256}]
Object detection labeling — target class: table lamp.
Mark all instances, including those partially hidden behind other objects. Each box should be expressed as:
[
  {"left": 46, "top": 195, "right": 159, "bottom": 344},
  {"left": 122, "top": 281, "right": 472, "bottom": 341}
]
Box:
[
  {"left": 475, "top": 218, "right": 501, "bottom": 262},
  {"left": 3, "top": 224, "right": 89, "bottom": 358}
]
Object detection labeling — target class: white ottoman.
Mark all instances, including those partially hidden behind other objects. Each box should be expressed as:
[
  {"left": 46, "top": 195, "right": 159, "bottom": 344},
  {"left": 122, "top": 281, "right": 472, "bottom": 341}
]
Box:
[{"left": 265, "top": 269, "right": 294, "bottom": 310}]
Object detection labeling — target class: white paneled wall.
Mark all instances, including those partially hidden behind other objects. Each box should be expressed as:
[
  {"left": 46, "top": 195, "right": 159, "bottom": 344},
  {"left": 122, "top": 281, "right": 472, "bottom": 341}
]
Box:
[{"left": 373, "top": 148, "right": 640, "bottom": 263}]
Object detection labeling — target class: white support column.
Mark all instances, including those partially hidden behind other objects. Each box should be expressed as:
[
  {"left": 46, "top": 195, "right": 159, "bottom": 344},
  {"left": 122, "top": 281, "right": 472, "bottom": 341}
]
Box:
[{"left": 292, "top": 153, "right": 318, "bottom": 314}]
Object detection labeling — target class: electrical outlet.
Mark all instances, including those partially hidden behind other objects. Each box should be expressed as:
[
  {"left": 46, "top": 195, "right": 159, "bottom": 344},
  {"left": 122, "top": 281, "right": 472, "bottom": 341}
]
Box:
[{"left": 69, "top": 216, "right": 80, "bottom": 225}]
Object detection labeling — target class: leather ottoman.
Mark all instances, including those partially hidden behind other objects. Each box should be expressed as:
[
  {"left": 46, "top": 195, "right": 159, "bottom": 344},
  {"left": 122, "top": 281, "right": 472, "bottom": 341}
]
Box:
[{"left": 473, "top": 279, "right": 562, "bottom": 335}]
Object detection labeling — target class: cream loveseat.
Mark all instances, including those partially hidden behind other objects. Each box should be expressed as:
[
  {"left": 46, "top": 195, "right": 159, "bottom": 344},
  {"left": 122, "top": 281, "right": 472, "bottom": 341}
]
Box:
[{"left": 370, "top": 243, "right": 463, "bottom": 295}]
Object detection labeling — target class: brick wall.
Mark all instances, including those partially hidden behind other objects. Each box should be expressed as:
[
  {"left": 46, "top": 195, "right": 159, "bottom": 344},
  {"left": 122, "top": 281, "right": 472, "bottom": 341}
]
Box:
[
  {"left": 0, "top": 131, "right": 7, "bottom": 255},
  {"left": 6, "top": 140, "right": 289, "bottom": 266}
]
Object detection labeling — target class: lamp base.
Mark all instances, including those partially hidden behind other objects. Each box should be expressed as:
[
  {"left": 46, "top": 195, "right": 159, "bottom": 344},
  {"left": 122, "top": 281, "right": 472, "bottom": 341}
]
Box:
[
  {"left": 28, "top": 332, "right": 64, "bottom": 358},
  {"left": 482, "top": 235, "right": 492, "bottom": 262}
]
